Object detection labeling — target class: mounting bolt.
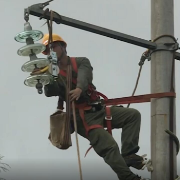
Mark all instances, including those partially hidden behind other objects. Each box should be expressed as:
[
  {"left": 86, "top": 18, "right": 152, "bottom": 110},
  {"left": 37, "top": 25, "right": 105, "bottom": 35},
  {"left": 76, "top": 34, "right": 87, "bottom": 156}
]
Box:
[
  {"left": 36, "top": 81, "right": 43, "bottom": 94},
  {"left": 24, "top": 8, "right": 29, "bottom": 22}
]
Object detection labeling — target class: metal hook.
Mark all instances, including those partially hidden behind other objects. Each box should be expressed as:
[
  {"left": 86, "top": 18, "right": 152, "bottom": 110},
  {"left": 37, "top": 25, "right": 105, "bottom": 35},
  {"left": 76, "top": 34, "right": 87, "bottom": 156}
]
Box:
[
  {"left": 42, "top": 0, "right": 54, "bottom": 8},
  {"left": 24, "top": 8, "right": 29, "bottom": 22}
]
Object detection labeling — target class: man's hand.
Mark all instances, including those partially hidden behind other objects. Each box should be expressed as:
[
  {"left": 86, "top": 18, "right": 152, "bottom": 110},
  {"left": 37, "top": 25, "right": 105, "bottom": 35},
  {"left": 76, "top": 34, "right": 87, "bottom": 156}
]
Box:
[{"left": 69, "top": 88, "right": 82, "bottom": 101}]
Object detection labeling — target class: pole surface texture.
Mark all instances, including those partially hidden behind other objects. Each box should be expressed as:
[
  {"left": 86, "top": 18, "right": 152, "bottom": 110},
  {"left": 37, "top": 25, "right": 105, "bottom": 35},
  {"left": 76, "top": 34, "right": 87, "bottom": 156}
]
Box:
[{"left": 151, "top": 0, "right": 177, "bottom": 180}]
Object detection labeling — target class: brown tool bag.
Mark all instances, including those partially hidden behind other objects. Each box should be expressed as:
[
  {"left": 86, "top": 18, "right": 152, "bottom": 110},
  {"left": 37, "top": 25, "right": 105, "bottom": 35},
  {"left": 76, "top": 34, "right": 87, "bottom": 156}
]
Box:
[
  {"left": 48, "top": 111, "right": 72, "bottom": 150},
  {"left": 48, "top": 59, "right": 74, "bottom": 150}
]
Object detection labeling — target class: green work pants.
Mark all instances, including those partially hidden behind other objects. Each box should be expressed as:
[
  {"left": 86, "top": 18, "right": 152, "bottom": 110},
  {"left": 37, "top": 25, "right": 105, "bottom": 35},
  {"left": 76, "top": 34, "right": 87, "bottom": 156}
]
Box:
[{"left": 76, "top": 105, "right": 141, "bottom": 180}]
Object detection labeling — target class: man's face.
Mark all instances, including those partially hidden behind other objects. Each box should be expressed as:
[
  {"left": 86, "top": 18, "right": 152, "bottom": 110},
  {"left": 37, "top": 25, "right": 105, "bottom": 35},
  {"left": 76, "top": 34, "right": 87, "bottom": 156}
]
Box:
[{"left": 47, "top": 41, "right": 64, "bottom": 59}]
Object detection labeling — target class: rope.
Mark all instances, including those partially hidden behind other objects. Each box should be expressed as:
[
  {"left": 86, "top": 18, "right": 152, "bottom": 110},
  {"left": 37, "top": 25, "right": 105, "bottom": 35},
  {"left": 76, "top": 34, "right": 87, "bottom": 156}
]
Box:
[
  {"left": 127, "top": 65, "right": 142, "bottom": 108},
  {"left": 64, "top": 62, "right": 71, "bottom": 148},
  {"left": 67, "top": 62, "right": 83, "bottom": 180},
  {"left": 47, "top": 10, "right": 83, "bottom": 179},
  {"left": 30, "top": 9, "right": 54, "bottom": 75},
  {"left": 47, "top": 10, "right": 53, "bottom": 50},
  {"left": 72, "top": 101, "right": 83, "bottom": 180}
]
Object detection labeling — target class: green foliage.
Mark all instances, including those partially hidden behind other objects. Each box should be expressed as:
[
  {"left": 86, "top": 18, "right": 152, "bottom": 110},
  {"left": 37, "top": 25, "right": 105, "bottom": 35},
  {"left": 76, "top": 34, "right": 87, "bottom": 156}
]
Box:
[
  {"left": 0, "top": 155, "right": 10, "bottom": 173},
  {"left": 0, "top": 155, "right": 10, "bottom": 180}
]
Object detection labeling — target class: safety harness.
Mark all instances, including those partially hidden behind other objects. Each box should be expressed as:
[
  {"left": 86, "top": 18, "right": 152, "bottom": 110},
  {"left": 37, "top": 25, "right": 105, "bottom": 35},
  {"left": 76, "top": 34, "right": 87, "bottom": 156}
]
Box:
[
  {"left": 59, "top": 57, "right": 176, "bottom": 157},
  {"left": 59, "top": 57, "right": 113, "bottom": 137}
]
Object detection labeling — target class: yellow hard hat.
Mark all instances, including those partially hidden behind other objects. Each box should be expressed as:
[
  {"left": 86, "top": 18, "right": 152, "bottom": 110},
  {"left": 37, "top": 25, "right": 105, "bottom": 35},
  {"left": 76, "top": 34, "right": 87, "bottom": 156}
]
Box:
[{"left": 41, "top": 34, "right": 67, "bottom": 55}]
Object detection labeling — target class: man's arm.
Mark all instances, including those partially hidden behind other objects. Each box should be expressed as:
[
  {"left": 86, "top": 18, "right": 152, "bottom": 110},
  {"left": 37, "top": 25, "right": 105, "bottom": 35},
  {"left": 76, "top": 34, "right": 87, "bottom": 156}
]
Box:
[
  {"left": 44, "top": 80, "right": 65, "bottom": 112},
  {"left": 44, "top": 80, "right": 60, "bottom": 97},
  {"left": 76, "top": 57, "right": 93, "bottom": 93},
  {"left": 57, "top": 96, "right": 64, "bottom": 110}
]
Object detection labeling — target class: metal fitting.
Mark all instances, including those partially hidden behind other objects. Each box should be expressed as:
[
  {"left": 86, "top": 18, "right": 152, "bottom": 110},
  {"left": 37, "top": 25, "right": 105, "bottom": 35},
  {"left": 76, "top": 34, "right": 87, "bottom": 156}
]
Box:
[{"left": 150, "top": 42, "right": 179, "bottom": 56}]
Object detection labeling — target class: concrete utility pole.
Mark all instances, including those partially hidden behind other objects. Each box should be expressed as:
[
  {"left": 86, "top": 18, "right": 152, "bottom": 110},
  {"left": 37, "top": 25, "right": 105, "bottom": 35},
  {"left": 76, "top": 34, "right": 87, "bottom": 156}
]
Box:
[{"left": 151, "top": 0, "right": 177, "bottom": 179}]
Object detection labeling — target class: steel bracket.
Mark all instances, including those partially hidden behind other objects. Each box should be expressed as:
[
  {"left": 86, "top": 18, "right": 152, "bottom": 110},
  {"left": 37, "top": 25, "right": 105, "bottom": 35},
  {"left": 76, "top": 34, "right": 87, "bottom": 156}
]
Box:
[
  {"left": 139, "top": 42, "right": 180, "bottom": 65},
  {"left": 149, "top": 42, "right": 179, "bottom": 56},
  {"left": 25, "top": 1, "right": 180, "bottom": 61},
  {"left": 27, "top": 1, "right": 61, "bottom": 24}
]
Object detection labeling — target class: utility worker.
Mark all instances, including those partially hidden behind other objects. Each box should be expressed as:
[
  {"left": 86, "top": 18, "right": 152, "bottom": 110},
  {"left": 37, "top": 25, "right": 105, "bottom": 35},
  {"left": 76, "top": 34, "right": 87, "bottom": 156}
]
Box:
[{"left": 42, "top": 33, "right": 147, "bottom": 180}]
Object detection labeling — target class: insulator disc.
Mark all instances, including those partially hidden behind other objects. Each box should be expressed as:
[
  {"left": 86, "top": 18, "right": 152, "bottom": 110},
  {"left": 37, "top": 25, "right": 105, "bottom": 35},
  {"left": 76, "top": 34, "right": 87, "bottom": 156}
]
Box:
[
  {"left": 14, "top": 30, "right": 44, "bottom": 43},
  {"left": 21, "top": 58, "right": 50, "bottom": 72},
  {"left": 17, "top": 43, "right": 46, "bottom": 56},
  {"left": 24, "top": 74, "right": 51, "bottom": 87}
]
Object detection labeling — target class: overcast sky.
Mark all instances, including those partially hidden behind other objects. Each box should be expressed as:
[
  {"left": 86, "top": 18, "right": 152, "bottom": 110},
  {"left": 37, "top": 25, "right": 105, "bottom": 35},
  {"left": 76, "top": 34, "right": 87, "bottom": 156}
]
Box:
[{"left": 1, "top": 0, "right": 180, "bottom": 180}]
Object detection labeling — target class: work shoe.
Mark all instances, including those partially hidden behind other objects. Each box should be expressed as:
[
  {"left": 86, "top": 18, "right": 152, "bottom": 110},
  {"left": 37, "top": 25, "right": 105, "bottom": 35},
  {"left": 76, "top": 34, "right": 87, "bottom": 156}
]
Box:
[{"left": 123, "top": 153, "right": 145, "bottom": 170}]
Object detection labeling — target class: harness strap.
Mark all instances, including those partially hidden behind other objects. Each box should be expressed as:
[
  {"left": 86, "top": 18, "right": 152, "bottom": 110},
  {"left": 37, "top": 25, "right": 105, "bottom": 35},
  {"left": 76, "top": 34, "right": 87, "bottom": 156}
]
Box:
[
  {"left": 79, "top": 109, "right": 103, "bottom": 137},
  {"left": 83, "top": 106, "right": 113, "bottom": 157},
  {"left": 97, "top": 91, "right": 108, "bottom": 101},
  {"left": 59, "top": 57, "right": 77, "bottom": 84},
  {"left": 71, "top": 57, "right": 78, "bottom": 73},
  {"left": 105, "top": 106, "right": 112, "bottom": 135},
  {"left": 84, "top": 146, "right": 93, "bottom": 157},
  {"left": 104, "top": 92, "right": 176, "bottom": 106}
]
